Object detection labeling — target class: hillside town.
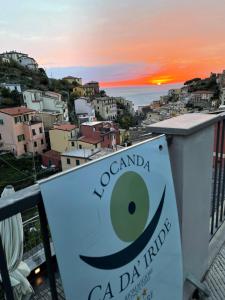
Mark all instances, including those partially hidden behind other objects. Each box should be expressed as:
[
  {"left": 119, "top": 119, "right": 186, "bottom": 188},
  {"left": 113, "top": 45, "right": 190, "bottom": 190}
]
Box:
[{"left": 1, "top": 51, "right": 225, "bottom": 192}]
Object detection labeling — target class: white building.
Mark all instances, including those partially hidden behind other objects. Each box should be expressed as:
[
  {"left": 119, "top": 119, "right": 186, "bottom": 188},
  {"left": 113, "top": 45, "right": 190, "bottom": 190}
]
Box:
[
  {"left": 23, "top": 90, "right": 68, "bottom": 121},
  {"left": 92, "top": 97, "right": 117, "bottom": 120},
  {"left": 114, "top": 97, "right": 134, "bottom": 115},
  {"left": 0, "top": 83, "right": 22, "bottom": 93},
  {"left": 74, "top": 98, "right": 95, "bottom": 116},
  {"left": 0, "top": 51, "right": 38, "bottom": 70},
  {"left": 190, "top": 90, "right": 214, "bottom": 108},
  {"left": 219, "top": 88, "right": 225, "bottom": 110}
]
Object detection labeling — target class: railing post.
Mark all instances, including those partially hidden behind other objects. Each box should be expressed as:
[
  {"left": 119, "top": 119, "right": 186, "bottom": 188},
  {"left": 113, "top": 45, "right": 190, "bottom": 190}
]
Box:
[{"left": 148, "top": 113, "right": 220, "bottom": 300}]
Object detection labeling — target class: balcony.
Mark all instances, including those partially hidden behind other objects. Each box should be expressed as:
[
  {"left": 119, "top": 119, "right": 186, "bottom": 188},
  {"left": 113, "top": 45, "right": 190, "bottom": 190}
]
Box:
[{"left": 1, "top": 112, "right": 225, "bottom": 299}]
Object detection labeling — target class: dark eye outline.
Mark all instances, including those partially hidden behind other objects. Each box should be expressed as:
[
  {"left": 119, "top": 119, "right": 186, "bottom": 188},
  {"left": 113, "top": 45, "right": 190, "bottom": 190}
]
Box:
[{"left": 79, "top": 186, "right": 166, "bottom": 270}]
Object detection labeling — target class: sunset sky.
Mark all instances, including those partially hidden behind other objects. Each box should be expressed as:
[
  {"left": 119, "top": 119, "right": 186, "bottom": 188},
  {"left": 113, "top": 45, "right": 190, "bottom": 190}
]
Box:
[{"left": 1, "top": 0, "right": 225, "bottom": 87}]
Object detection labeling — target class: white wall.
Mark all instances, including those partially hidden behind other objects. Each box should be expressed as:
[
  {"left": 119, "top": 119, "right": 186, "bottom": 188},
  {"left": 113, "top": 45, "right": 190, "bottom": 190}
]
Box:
[{"left": 74, "top": 98, "right": 95, "bottom": 117}]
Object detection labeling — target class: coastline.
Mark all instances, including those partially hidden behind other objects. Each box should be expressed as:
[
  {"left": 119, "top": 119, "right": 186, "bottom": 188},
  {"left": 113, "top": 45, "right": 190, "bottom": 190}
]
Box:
[{"left": 104, "top": 83, "right": 183, "bottom": 110}]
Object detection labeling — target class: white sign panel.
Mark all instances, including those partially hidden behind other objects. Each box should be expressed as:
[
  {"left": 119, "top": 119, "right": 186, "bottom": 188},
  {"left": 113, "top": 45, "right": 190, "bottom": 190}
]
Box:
[{"left": 39, "top": 135, "right": 183, "bottom": 300}]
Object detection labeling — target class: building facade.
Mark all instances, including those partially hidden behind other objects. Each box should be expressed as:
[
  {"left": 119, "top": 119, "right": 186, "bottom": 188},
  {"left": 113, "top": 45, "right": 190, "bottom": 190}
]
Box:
[
  {"left": 92, "top": 97, "right": 117, "bottom": 120},
  {"left": 0, "top": 107, "right": 46, "bottom": 156},
  {"left": 190, "top": 90, "right": 214, "bottom": 108},
  {"left": 80, "top": 121, "right": 120, "bottom": 149},
  {"left": 23, "top": 90, "right": 68, "bottom": 121},
  {"left": 0, "top": 51, "right": 38, "bottom": 70},
  {"left": 49, "top": 124, "right": 78, "bottom": 153},
  {"left": 74, "top": 98, "right": 95, "bottom": 120}
]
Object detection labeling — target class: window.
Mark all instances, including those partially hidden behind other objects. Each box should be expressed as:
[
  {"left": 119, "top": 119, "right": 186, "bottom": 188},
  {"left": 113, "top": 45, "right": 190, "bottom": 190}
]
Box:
[
  {"left": 34, "top": 141, "right": 37, "bottom": 147},
  {"left": 32, "top": 129, "right": 36, "bottom": 136},
  {"left": 67, "top": 158, "right": 71, "bottom": 164},
  {"left": 14, "top": 117, "right": 18, "bottom": 124},
  {"left": 0, "top": 119, "right": 3, "bottom": 125},
  {"left": 17, "top": 134, "right": 25, "bottom": 142},
  {"left": 76, "top": 160, "right": 80, "bottom": 166},
  {"left": 19, "top": 116, "right": 23, "bottom": 122},
  {"left": 39, "top": 127, "right": 43, "bottom": 134},
  {"left": 95, "top": 144, "right": 97, "bottom": 148},
  {"left": 71, "top": 142, "right": 75, "bottom": 147},
  {"left": 41, "top": 139, "right": 44, "bottom": 145},
  {"left": 79, "top": 145, "right": 82, "bottom": 149}
]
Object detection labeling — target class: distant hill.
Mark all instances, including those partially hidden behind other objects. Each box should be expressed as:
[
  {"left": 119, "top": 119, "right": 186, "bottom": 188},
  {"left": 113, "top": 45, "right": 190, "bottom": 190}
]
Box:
[
  {"left": 0, "top": 59, "right": 49, "bottom": 90},
  {"left": 184, "top": 73, "right": 219, "bottom": 94}
]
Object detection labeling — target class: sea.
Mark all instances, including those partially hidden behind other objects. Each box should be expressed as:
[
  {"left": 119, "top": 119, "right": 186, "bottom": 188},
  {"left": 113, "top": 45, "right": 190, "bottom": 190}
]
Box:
[{"left": 105, "top": 83, "right": 183, "bottom": 110}]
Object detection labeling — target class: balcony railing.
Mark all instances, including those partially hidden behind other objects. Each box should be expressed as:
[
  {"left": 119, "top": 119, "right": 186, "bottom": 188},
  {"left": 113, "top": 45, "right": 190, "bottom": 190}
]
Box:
[
  {"left": 210, "top": 112, "right": 225, "bottom": 237},
  {"left": 0, "top": 185, "right": 60, "bottom": 299}
]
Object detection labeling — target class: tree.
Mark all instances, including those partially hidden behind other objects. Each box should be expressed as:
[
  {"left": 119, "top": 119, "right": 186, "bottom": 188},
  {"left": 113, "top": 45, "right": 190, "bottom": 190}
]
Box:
[
  {"left": 10, "top": 90, "right": 22, "bottom": 105},
  {"left": 1, "top": 87, "right": 10, "bottom": 98},
  {"left": 184, "top": 78, "right": 201, "bottom": 85},
  {"left": 99, "top": 90, "right": 106, "bottom": 97},
  {"left": 117, "top": 113, "right": 136, "bottom": 130}
]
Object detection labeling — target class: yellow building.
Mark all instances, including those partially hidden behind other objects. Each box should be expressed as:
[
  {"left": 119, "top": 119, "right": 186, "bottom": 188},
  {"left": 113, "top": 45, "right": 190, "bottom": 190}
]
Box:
[
  {"left": 83, "top": 85, "right": 95, "bottom": 97},
  {"left": 61, "top": 148, "right": 99, "bottom": 171},
  {"left": 37, "top": 111, "right": 64, "bottom": 130},
  {"left": 49, "top": 124, "right": 78, "bottom": 153},
  {"left": 72, "top": 86, "right": 85, "bottom": 97},
  {"left": 69, "top": 136, "right": 101, "bottom": 151}
]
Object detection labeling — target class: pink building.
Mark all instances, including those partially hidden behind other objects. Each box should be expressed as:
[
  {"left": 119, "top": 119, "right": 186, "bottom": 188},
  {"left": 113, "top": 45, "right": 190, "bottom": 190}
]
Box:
[
  {"left": 80, "top": 121, "right": 120, "bottom": 149},
  {"left": 0, "top": 107, "right": 46, "bottom": 156}
]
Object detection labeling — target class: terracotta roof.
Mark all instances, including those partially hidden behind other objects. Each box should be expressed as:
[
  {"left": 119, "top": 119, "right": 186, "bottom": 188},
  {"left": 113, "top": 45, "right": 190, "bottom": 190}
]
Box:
[
  {"left": 54, "top": 124, "right": 76, "bottom": 131},
  {"left": 42, "top": 150, "right": 61, "bottom": 159},
  {"left": 0, "top": 107, "right": 35, "bottom": 116},
  {"left": 79, "top": 136, "right": 102, "bottom": 144}
]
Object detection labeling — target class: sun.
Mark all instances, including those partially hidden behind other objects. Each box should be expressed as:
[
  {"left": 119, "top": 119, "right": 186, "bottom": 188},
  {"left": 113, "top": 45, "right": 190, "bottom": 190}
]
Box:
[{"left": 157, "top": 82, "right": 161, "bottom": 86}]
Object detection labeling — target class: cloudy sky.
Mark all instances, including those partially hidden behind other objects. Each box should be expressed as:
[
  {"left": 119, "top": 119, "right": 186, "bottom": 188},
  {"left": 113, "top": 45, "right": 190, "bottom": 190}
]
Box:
[{"left": 1, "top": 0, "right": 225, "bottom": 86}]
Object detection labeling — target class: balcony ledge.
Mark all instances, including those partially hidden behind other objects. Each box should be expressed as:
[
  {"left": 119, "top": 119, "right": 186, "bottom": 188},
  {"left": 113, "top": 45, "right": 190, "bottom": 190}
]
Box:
[{"left": 147, "top": 113, "right": 221, "bottom": 136}]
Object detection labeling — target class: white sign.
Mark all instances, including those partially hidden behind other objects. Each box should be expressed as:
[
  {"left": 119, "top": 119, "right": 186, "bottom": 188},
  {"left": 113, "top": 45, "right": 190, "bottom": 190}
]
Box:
[{"left": 39, "top": 135, "right": 183, "bottom": 300}]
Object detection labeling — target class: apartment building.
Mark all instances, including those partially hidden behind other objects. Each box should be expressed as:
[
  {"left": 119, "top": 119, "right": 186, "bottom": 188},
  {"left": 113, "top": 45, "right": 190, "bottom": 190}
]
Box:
[
  {"left": 0, "top": 107, "right": 46, "bottom": 156},
  {"left": 190, "top": 90, "right": 214, "bottom": 108},
  {"left": 92, "top": 97, "right": 117, "bottom": 120},
  {"left": 0, "top": 51, "right": 38, "bottom": 70},
  {"left": 49, "top": 123, "right": 78, "bottom": 153},
  {"left": 80, "top": 121, "right": 120, "bottom": 149},
  {"left": 23, "top": 90, "right": 68, "bottom": 123},
  {"left": 74, "top": 97, "right": 96, "bottom": 123}
]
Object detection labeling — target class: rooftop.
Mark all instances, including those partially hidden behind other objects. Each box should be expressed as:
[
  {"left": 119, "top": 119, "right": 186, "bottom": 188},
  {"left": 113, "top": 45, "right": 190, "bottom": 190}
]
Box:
[
  {"left": 79, "top": 136, "right": 102, "bottom": 144},
  {"left": 61, "top": 148, "right": 100, "bottom": 158},
  {"left": 53, "top": 124, "right": 76, "bottom": 131},
  {"left": 42, "top": 150, "right": 61, "bottom": 159},
  {"left": 81, "top": 121, "right": 103, "bottom": 126},
  {"left": 0, "top": 107, "right": 35, "bottom": 116}
]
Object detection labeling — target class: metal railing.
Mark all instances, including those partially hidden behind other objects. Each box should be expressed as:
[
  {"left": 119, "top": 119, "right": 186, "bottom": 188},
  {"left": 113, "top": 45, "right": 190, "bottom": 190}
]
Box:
[
  {"left": 210, "top": 113, "right": 225, "bottom": 236},
  {"left": 0, "top": 184, "right": 59, "bottom": 300}
]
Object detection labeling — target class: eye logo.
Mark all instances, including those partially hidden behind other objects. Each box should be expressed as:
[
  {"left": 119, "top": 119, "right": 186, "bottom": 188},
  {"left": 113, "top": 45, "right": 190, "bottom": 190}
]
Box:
[
  {"left": 80, "top": 171, "right": 165, "bottom": 270},
  {"left": 110, "top": 171, "right": 149, "bottom": 243}
]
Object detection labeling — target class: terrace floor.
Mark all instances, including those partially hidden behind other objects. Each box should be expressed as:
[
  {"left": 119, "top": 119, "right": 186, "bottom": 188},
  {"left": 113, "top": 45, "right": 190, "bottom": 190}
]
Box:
[
  {"left": 204, "top": 240, "right": 225, "bottom": 300},
  {"left": 30, "top": 272, "right": 65, "bottom": 299}
]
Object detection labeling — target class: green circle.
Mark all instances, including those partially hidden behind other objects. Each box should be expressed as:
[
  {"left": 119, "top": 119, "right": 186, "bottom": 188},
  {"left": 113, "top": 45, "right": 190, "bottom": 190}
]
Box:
[{"left": 110, "top": 171, "right": 149, "bottom": 242}]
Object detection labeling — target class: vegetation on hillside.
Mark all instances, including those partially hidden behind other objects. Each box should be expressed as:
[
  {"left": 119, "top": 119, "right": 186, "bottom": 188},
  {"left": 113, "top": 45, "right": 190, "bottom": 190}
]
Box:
[
  {"left": 184, "top": 73, "right": 218, "bottom": 93},
  {"left": 0, "top": 59, "right": 49, "bottom": 90}
]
